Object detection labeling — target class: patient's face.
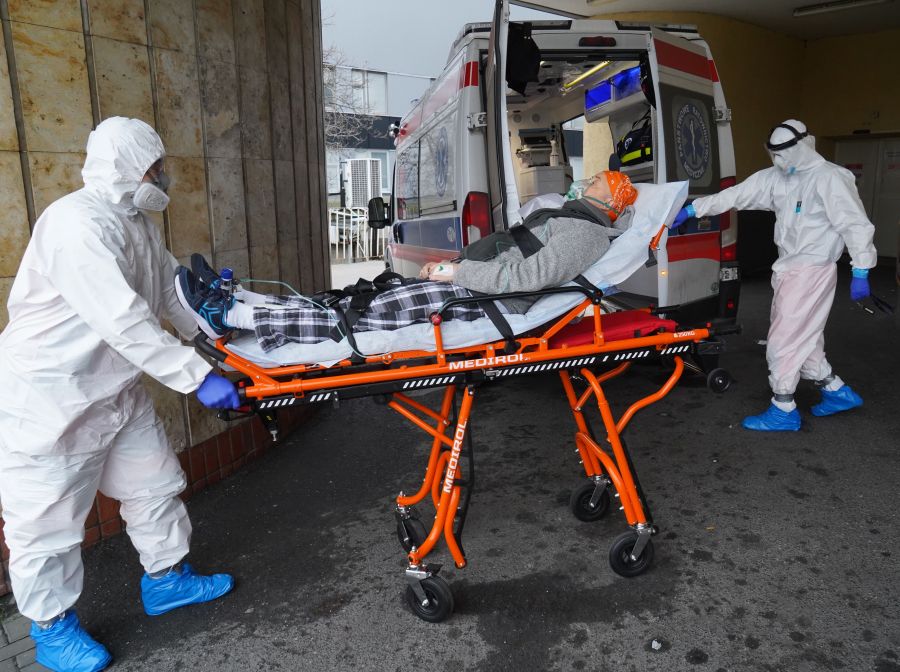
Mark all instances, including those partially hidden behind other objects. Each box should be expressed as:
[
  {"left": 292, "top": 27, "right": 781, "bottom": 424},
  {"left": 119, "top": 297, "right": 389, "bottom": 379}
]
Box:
[{"left": 583, "top": 174, "right": 612, "bottom": 203}]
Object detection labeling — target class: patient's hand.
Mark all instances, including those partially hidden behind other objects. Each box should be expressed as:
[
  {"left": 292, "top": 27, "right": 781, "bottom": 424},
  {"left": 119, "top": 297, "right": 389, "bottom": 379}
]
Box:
[
  {"left": 418, "top": 262, "right": 439, "bottom": 279},
  {"left": 428, "top": 263, "right": 459, "bottom": 282}
]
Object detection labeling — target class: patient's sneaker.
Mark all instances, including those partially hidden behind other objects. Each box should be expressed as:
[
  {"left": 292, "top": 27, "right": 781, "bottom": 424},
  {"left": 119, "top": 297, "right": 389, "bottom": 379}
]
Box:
[
  {"left": 742, "top": 404, "right": 801, "bottom": 432},
  {"left": 175, "top": 266, "right": 234, "bottom": 339},
  {"left": 191, "top": 253, "right": 223, "bottom": 292},
  {"left": 811, "top": 385, "right": 863, "bottom": 417}
]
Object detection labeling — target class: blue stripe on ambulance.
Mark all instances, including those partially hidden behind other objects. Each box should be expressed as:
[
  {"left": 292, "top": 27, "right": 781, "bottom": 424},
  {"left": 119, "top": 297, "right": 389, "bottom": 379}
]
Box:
[{"left": 395, "top": 216, "right": 463, "bottom": 252}]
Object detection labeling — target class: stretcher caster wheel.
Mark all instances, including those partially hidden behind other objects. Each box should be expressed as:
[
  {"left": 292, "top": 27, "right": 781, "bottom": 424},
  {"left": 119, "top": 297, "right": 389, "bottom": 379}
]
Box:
[
  {"left": 569, "top": 482, "right": 611, "bottom": 522},
  {"left": 405, "top": 576, "right": 454, "bottom": 623},
  {"left": 706, "top": 368, "right": 732, "bottom": 393},
  {"left": 397, "top": 516, "right": 428, "bottom": 553},
  {"left": 608, "top": 531, "right": 654, "bottom": 577}
]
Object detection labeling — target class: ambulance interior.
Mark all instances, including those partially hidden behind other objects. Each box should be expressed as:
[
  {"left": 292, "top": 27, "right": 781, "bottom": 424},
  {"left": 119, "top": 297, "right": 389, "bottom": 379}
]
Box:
[{"left": 505, "top": 53, "right": 655, "bottom": 207}]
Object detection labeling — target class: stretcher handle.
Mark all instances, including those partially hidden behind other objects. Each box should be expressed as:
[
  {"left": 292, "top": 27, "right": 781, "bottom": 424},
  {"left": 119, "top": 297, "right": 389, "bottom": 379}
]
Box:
[
  {"left": 437, "top": 285, "right": 602, "bottom": 315},
  {"left": 194, "top": 333, "right": 228, "bottom": 363},
  {"left": 650, "top": 224, "right": 667, "bottom": 251}
]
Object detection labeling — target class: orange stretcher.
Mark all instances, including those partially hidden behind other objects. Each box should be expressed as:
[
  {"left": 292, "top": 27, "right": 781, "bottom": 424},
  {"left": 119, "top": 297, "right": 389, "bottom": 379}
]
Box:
[{"left": 193, "top": 263, "right": 736, "bottom": 622}]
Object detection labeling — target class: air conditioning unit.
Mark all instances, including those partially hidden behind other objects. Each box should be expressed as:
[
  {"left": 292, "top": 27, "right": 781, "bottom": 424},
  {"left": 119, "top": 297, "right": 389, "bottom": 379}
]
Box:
[{"left": 343, "top": 158, "right": 382, "bottom": 208}]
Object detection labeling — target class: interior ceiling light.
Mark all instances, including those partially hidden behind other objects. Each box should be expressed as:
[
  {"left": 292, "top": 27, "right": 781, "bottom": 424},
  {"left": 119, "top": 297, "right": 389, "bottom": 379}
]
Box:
[
  {"left": 562, "top": 60, "right": 611, "bottom": 90},
  {"left": 793, "top": 0, "right": 889, "bottom": 17}
]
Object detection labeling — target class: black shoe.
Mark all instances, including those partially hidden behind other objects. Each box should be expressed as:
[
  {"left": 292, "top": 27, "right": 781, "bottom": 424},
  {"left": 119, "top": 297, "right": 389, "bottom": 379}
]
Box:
[
  {"left": 191, "top": 253, "right": 222, "bottom": 292},
  {"left": 174, "top": 267, "right": 234, "bottom": 339}
]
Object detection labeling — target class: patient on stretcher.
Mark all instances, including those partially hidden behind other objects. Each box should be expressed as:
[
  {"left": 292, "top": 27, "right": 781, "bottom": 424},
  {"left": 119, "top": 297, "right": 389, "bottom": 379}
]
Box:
[{"left": 175, "top": 171, "right": 638, "bottom": 352}]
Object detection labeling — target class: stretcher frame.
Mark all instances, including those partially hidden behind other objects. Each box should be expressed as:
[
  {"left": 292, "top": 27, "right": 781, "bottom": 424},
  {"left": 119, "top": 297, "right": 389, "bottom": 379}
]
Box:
[{"left": 194, "top": 269, "right": 730, "bottom": 622}]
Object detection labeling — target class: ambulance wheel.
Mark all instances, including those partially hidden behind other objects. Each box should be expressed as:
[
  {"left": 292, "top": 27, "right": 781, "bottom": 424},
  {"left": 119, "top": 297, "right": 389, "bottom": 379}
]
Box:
[
  {"left": 396, "top": 516, "right": 429, "bottom": 553},
  {"left": 405, "top": 576, "right": 454, "bottom": 623},
  {"left": 608, "top": 531, "right": 654, "bottom": 577},
  {"left": 706, "top": 368, "right": 732, "bottom": 393},
  {"left": 569, "top": 482, "right": 611, "bottom": 522}
]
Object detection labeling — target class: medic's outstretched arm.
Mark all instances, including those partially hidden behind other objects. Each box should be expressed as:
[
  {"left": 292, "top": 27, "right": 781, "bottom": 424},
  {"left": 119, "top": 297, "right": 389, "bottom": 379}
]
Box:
[{"left": 690, "top": 169, "right": 776, "bottom": 218}]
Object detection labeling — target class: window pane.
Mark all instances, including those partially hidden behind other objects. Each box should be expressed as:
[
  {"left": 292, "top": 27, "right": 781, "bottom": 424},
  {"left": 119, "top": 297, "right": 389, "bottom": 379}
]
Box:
[{"left": 366, "top": 72, "right": 387, "bottom": 116}]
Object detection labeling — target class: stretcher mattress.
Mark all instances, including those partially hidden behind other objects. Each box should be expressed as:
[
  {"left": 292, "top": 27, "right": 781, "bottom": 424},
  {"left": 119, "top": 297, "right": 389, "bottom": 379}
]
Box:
[{"left": 227, "top": 181, "right": 689, "bottom": 368}]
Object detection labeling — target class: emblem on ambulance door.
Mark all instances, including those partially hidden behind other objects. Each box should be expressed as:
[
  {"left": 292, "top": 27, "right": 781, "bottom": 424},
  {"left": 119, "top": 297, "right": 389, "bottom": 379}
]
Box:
[
  {"left": 675, "top": 102, "right": 710, "bottom": 181},
  {"left": 435, "top": 127, "right": 449, "bottom": 198}
]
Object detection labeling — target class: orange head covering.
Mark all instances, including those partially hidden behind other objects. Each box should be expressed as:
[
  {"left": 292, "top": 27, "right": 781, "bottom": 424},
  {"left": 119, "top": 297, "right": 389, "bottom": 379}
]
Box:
[{"left": 583, "top": 170, "right": 638, "bottom": 221}]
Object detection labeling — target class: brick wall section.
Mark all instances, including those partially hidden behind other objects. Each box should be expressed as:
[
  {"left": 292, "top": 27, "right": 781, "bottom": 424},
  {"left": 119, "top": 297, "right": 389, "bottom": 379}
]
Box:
[{"left": 0, "top": 406, "right": 314, "bottom": 596}]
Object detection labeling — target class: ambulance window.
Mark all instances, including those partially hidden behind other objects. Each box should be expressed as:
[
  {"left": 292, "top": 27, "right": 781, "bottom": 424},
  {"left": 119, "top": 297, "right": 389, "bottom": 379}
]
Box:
[
  {"left": 418, "top": 111, "right": 457, "bottom": 215},
  {"left": 396, "top": 143, "right": 419, "bottom": 220}
]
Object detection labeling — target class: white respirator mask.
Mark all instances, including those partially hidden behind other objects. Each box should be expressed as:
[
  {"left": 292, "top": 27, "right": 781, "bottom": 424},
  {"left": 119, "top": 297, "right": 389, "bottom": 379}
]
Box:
[{"left": 133, "top": 172, "right": 171, "bottom": 211}]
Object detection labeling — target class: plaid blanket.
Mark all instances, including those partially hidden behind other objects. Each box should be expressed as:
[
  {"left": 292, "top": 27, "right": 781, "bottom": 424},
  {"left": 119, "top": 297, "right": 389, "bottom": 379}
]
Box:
[{"left": 253, "top": 280, "right": 485, "bottom": 352}]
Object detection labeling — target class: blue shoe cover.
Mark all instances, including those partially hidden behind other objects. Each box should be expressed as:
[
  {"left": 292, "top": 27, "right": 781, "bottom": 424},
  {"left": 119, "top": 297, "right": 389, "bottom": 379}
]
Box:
[
  {"left": 141, "top": 563, "right": 234, "bottom": 616},
  {"left": 30, "top": 612, "right": 112, "bottom": 672},
  {"left": 811, "top": 385, "right": 863, "bottom": 417},
  {"left": 742, "top": 404, "right": 801, "bottom": 431}
]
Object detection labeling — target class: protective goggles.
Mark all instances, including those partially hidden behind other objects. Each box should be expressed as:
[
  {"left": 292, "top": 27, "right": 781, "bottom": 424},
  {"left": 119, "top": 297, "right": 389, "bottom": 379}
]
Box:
[{"left": 765, "top": 123, "right": 808, "bottom": 151}]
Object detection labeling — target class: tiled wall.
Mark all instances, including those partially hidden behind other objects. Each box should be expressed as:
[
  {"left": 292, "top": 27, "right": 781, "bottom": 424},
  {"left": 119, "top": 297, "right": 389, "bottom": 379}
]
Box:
[{"left": 0, "top": 0, "right": 329, "bottom": 592}]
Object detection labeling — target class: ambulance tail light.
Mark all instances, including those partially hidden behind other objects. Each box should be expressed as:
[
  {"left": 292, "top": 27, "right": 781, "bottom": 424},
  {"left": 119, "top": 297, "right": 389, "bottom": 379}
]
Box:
[
  {"left": 462, "top": 192, "right": 490, "bottom": 245},
  {"left": 719, "top": 176, "right": 738, "bottom": 262}
]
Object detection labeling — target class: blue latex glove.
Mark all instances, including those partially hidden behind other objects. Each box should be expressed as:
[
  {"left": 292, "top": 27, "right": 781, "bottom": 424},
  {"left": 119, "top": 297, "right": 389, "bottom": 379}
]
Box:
[
  {"left": 196, "top": 372, "right": 240, "bottom": 409},
  {"left": 850, "top": 267, "right": 870, "bottom": 301},
  {"left": 671, "top": 203, "right": 695, "bottom": 229}
]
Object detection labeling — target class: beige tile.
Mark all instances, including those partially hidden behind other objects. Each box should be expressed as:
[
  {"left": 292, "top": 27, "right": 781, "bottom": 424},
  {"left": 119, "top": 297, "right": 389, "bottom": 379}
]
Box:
[
  {"left": 11, "top": 22, "right": 93, "bottom": 153},
  {"left": 0, "top": 28, "right": 19, "bottom": 151},
  {"left": 0, "top": 152, "right": 30, "bottom": 276},
  {"left": 250, "top": 244, "right": 279, "bottom": 281},
  {"left": 274, "top": 159, "right": 296, "bottom": 242},
  {"left": 28, "top": 151, "right": 85, "bottom": 217},
  {"left": 186, "top": 391, "right": 230, "bottom": 446},
  {"left": 143, "top": 374, "right": 188, "bottom": 451},
  {"left": 167, "top": 156, "right": 210, "bottom": 257},
  {"left": 87, "top": 0, "right": 147, "bottom": 44},
  {"left": 153, "top": 48, "right": 203, "bottom": 157},
  {"left": 7, "top": 0, "right": 82, "bottom": 32},
  {"left": 213, "top": 248, "right": 249, "bottom": 280},
  {"left": 234, "top": 0, "right": 266, "bottom": 72},
  {"left": 92, "top": 36, "right": 154, "bottom": 123},
  {"left": 0, "top": 277, "right": 13, "bottom": 331},
  {"left": 263, "top": 0, "right": 288, "bottom": 82},
  {"left": 245, "top": 159, "right": 276, "bottom": 247},
  {"left": 147, "top": 0, "right": 195, "bottom": 52},
  {"left": 269, "top": 77, "right": 291, "bottom": 161},
  {"left": 278, "top": 238, "right": 299, "bottom": 287},
  {"left": 208, "top": 157, "right": 247, "bottom": 252},
  {"left": 239, "top": 67, "right": 271, "bottom": 160},
  {"left": 197, "top": 0, "right": 235, "bottom": 64},
  {"left": 200, "top": 60, "right": 240, "bottom": 159}
]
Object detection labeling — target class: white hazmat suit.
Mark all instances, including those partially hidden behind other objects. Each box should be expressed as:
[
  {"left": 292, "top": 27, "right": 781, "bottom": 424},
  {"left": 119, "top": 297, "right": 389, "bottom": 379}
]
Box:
[
  {"left": 0, "top": 117, "right": 212, "bottom": 622},
  {"left": 690, "top": 120, "right": 876, "bottom": 399}
]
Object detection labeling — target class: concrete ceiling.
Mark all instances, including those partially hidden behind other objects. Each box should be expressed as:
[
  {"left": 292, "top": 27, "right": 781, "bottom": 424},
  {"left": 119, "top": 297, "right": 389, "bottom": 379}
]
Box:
[{"left": 514, "top": 0, "right": 900, "bottom": 39}]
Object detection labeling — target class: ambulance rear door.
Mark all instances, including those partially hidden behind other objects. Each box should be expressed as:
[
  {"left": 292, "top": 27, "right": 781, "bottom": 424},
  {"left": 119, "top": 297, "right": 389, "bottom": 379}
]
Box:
[{"left": 643, "top": 27, "right": 722, "bottom": 317}]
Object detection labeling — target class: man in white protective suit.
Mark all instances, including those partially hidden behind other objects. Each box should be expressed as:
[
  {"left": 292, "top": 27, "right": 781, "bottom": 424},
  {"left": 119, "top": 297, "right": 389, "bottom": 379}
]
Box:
[
  {"left": 0, "top": 117, "right": 240, "bottom": 672},
  {"left": 671, "top": 119, "right": 877, "bottom": 432}
]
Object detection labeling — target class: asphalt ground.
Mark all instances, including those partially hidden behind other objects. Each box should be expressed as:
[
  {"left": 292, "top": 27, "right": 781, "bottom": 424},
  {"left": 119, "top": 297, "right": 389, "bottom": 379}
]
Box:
[{"left": 75, "top": 266, "right": 899, "bottom": 672}]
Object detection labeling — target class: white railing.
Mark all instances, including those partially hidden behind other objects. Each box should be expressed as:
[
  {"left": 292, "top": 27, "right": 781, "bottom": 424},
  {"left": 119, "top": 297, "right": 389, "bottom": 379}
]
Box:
[{"left": 328, "top": 207, "right": 388, "bottom": 263}]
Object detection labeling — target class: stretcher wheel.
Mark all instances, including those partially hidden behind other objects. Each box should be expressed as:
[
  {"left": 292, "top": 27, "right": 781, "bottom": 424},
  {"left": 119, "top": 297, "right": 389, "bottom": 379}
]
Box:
[
  {"left": 569, "top": 482, "right": 611, "bottom": 522},
  {"left": 396, "top": 516, "right": 428, "bottom": 553},
  {"left": 405, "top": 576, "right": 454, "bottom": 623},
  {"left": 706, "top": 368, "right": 732, "bottom": 393},
  {"left": 608, "top": 531, "right": 655, "bottom": 578}
]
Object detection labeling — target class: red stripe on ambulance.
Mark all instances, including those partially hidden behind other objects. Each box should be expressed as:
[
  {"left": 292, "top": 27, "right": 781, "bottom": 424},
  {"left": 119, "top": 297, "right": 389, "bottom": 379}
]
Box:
[
  {"left": 667, "top": 232, "right": 720, "bottom": 263},
  {"left": 654, "top": 39, "right": 711, "bottom": 80}
]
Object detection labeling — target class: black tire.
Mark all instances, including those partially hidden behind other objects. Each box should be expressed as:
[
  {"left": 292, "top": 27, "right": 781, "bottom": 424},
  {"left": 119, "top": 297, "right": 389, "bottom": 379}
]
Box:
[
  {"left": 405, "top": 576, "right": 454, "bottom": 622},
  {"left": 608, "top": 531, "right": 654, "bottom": 578},
  {"left": 396, "top": 516, "right": 428, "bottom": 553},
  {"left": 706, "top": 368, "right": 732, "bottom": 393},
  {"left": 569, "top": 482, "right": 611, "bottom": 522}
]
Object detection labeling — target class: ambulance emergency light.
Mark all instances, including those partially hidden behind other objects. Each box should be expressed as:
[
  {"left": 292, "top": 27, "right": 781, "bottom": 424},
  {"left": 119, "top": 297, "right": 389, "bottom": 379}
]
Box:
[
  {"left": 584, "top": 80, "right": 612, "bottom": 111},
  {"left": 611, "top": 66, "right": 641, "bottom": 100}
]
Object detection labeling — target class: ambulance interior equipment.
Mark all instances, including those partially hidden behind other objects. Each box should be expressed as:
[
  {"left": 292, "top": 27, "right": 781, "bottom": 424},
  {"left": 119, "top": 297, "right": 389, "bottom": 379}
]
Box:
[{"left": 195, "top": 182, "right": 737, "bottom": 622}]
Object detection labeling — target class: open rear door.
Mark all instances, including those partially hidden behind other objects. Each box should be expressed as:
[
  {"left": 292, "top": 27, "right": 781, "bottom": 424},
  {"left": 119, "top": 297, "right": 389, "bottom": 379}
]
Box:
[
  {"left": 484, "top": 0, "right": 521, "bottom": 232},
  {"left": 645, "top": 27, "right": 721, "bottom": 312}
]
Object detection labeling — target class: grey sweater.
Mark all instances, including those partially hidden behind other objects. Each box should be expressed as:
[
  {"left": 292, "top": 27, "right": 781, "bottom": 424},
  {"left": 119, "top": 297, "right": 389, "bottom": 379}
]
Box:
[{"left": 453, "top": 202, "right": 630, "bottom": 313}]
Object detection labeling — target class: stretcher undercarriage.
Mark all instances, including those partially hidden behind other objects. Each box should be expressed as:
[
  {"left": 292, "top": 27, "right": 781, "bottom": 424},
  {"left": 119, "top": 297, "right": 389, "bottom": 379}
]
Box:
[{"left": 194, "top": 281, "right": 735, "bottom": 623}]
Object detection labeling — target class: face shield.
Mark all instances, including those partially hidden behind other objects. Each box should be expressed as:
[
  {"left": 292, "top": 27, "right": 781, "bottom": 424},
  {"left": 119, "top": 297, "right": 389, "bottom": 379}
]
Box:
[{"left": 766, "top": 121, "right": 809, "bottom": 175}]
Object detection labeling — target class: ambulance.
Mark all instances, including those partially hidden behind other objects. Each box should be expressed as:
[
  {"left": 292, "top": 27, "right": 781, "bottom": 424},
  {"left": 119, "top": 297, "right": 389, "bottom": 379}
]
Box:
[{"left": 368, "top": 0, "right": 740, "bottom": 328}]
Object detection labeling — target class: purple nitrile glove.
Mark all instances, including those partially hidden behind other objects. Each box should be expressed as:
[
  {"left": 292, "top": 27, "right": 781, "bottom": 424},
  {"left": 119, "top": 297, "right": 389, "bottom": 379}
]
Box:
[
  {"left": 196, "top": 372, "right": 240, "bottom": 409},
  {"left": 671, "top": 203, "right": 695, "bottom": 229},
  {"left": 850, "top": 267, "right": 870, "bottom": 302}
]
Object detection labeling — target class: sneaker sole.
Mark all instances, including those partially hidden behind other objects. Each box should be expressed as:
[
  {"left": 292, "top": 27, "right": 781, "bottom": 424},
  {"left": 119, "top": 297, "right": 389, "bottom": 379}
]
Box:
[{"left": 174, "top": 271, "right": 225, "bottom": 341}]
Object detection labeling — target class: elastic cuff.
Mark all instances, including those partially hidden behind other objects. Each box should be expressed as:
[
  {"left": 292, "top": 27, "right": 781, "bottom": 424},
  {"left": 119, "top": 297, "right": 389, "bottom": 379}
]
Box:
[
  {"left": 685, "top": 203, "right": 696, "bottom": 217},
  {"left": 851, "top": 267, "right": 869, "bottom": 278}
]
